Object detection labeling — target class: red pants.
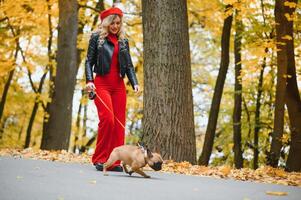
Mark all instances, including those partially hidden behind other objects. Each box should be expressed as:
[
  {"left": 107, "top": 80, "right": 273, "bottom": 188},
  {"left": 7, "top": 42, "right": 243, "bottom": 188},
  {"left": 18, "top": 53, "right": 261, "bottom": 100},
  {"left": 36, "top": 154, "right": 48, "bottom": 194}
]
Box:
[{"left": 91, "top": 72, "right": 126, "bottom": 167}]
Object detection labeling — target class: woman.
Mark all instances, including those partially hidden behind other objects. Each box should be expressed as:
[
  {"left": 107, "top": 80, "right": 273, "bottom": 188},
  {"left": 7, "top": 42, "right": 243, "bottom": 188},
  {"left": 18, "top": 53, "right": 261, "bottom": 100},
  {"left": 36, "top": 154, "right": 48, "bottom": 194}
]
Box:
[{"left": 85, "top": 7, "right": 139, "bottom": 172}]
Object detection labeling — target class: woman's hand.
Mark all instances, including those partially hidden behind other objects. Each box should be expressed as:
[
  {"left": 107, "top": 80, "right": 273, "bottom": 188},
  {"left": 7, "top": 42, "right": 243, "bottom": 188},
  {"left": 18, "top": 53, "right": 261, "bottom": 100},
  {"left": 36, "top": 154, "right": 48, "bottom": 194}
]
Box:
[
  {"left": 134, "top": 85, "right": 140, "bottom": 93},
  {"left": 86, "top": 82, "right": 95, "bottom": 92}
]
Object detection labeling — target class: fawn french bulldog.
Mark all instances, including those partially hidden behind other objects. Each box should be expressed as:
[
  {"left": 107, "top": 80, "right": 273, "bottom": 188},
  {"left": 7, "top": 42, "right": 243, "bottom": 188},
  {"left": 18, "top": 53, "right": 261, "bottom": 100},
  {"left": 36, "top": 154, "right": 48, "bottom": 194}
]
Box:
[{"left": 103, "top": 144, "right": 163, "bottom": 178}]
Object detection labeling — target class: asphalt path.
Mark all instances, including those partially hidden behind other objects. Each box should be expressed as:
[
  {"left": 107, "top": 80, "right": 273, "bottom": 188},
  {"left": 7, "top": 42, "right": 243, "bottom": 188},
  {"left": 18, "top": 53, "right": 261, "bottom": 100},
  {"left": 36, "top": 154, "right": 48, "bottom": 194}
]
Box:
[{"left": 1, "top": 156, "right": 300, "bottom": 200}]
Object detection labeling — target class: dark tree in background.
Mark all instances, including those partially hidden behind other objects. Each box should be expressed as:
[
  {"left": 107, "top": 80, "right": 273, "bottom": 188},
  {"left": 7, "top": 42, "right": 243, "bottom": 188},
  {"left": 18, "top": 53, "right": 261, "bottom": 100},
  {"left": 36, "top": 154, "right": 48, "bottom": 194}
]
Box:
[
  {"left": 268, "top": 0, "right": 288, "bottom": 167},
  {"left": 41, "top": 0, "right": 78, "bottom": 150},
  {"left": 283, "top": 0, "right": 301, "bottom": 172},
  {"left": 233, "top": 6, "right": 243, "bottom": 169},
  {"left": 141, "top": 0, "right": 196, "bottom": 164},
  {"left": 198, "top": 5, "right": 233, "bottom": 166},
  {"left": 268, "top": 0, "right": 301, "bottom": 171}
]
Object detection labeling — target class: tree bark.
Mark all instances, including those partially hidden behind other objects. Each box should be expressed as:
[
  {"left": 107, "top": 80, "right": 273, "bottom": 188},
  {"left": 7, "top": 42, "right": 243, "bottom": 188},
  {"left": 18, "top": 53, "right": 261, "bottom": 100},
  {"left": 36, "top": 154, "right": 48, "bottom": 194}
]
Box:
[
  {"left": 233, "top": 8, "right": 243, "bottom": 169},
  {"left": 284, "top": 0, "right": 301, "bottom": 172},
  {"left": 41, "top": 0, "right": 78, "bottom": 150},
  {"left": 268, "top": 0, "right": 289, "bottom": 167},
  {"left": 198, "top": 5, "right": 233, "bottom": 166},
  {"left": 141, "top": 0, "right": 196, "bottom": 164}
]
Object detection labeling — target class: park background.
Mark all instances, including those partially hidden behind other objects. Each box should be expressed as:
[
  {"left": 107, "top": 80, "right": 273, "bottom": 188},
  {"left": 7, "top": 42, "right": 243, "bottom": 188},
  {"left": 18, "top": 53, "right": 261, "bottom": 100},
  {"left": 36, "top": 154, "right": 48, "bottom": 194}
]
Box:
[{"left": 0, "top": 0, "right": 301, "bottom": 174}]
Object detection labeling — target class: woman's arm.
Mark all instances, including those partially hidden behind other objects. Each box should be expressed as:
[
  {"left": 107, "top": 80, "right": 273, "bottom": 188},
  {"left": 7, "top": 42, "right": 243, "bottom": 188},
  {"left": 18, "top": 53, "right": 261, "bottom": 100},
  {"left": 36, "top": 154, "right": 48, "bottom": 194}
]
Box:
[
  {"left": 85, "top": 33, "right": 98, "bottom": 83},
  {"left": 124, "top": 40, "right": 139, "bottom": 91}
]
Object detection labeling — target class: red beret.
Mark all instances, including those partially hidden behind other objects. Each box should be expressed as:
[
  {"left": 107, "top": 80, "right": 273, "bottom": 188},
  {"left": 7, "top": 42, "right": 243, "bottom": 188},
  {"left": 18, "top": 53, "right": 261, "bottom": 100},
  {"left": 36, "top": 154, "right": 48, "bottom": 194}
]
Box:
[{"left": 100, "top": 7, "right": 123, "bottom": 21}]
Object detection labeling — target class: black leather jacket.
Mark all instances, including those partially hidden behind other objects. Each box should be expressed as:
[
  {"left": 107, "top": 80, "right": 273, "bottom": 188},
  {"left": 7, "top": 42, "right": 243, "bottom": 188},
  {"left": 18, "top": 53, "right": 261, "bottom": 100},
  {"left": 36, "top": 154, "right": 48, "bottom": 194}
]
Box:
[{"left": 85, "top": 32, "right": 138, "bottom": 89}]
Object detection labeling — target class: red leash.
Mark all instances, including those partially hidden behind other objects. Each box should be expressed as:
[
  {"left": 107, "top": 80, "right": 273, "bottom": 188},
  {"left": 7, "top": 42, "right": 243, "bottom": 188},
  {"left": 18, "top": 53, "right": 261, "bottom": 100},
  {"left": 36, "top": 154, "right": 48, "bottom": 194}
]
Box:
[{"left": 94, "top": 91, "right": 131, "bottom": 135}]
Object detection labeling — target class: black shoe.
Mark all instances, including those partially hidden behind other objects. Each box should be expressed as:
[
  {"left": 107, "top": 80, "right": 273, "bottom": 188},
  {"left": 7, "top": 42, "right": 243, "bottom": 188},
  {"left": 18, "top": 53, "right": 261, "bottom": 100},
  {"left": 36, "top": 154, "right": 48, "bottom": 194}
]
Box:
[
  {"left": 110, "top": 165, "right": 123, "bottom": 172},
  {"left": 94, "top": 163, "right": 103, "bottom": 171}
]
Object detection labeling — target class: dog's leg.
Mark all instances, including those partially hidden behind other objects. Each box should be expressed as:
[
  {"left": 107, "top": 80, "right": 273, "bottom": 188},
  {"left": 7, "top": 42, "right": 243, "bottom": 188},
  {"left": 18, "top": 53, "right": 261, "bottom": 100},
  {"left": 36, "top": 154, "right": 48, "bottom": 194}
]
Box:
[
  {"left": 103, "top": 151, "right": 119, "bottom": 176},
  {"left": 131, "top": 167, "right": 150, "bottom": 178},
  {"left": 122, "top": 163, "right": 130, "bottom": 174},
  {"left": 128, "top": 170, "right": 134, "bottom": 176}
]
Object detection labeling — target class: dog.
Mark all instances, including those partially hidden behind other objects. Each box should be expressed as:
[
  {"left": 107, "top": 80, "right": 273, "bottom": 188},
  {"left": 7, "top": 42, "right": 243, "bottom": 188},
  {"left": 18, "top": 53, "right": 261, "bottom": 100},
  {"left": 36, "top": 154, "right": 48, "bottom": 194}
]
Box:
[{"left": 103, "top": 144, "right": 163, "bottom": 178}]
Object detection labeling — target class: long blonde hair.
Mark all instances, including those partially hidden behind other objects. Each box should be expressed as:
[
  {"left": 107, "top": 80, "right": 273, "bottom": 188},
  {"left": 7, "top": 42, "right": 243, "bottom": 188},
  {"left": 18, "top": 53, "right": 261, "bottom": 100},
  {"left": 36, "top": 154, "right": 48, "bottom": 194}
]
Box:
[{"left": 96, "top": 14, "right": 125, "bottom": 45}]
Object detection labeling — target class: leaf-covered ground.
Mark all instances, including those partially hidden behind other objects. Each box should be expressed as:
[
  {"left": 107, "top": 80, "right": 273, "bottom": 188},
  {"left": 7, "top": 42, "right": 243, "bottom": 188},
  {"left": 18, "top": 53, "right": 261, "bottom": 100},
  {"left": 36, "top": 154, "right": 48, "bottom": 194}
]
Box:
[{"left": 1, "top": 148, "right": 300, "bottom": 187}]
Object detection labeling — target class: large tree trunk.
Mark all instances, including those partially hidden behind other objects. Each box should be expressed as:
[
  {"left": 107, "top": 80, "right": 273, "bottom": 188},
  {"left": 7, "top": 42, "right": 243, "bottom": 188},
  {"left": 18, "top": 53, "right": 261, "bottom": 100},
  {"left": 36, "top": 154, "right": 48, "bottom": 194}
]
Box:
[
  {"left": 141, "top": 0, "right": 196, "bottom": 164},
  {"left": 233, "top": 8, "right": 243, "bottom": 169},
  {"left": 198, "top": 5, "right": 233, "bottom": 166},
  {"left": 284, "top": 0, "right": 301, "bottom": 172},
  {"left": 41, "top": 0, "right": 78, "bottom": 150},
  {"left": 268, "top": 0, "right": 289, "bottom": 167}
]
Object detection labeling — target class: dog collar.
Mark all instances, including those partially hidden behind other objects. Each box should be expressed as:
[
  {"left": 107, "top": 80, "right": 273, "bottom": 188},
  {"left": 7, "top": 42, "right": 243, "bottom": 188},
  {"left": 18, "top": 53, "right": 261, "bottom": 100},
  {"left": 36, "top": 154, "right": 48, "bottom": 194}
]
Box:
[{"left": 138, "top": 143, "right": 148, "bottom": 158}]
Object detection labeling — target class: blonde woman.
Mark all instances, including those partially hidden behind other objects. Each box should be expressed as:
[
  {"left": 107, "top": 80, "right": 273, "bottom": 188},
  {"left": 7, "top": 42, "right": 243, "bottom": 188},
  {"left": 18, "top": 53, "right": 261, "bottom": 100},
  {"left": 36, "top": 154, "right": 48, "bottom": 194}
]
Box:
[{"left": 85, "top": 7, "right": 139, "bottom": 172}]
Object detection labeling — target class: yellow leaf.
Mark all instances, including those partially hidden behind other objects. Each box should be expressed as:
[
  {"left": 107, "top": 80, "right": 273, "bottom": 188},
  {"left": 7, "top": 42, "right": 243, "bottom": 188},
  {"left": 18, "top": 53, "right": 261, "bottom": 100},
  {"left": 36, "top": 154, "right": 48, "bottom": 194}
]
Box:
[
  {"left": 284, "top": 1, "right": 297, "bottom": 8},
  {"left": 281, "top": 134, "right": 289, "bottom": 143},
  {"left": 284, "top": 13, "right": 295, "bottom": 21},
  {"left": 281, "top": 35, "right": 293, "bottom": 40},
  {"left": 223, "top": 0, "right": 237, "bottom": 5},
  {"left": 283, "top": 74, "right": 293, "bottom": 79},
  {"left": 266, "top": 191, "right": 288, "bottom": 196},
  {"left": 220, "top": 166, "right": 232, "bottom": 176},
  {"left": 57, "top": 196, "right": 64, "bottom": 200}
]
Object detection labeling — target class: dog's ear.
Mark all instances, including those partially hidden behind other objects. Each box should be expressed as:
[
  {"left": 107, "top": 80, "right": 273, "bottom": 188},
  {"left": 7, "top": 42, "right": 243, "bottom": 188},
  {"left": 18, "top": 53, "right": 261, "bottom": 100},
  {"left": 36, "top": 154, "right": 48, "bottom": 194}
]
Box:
[
  {"left": 154, "top": 146, "right": 161, "bottom": 154},
  {"left": 147, "top": 148, "right": 153, "bottom": 158}
]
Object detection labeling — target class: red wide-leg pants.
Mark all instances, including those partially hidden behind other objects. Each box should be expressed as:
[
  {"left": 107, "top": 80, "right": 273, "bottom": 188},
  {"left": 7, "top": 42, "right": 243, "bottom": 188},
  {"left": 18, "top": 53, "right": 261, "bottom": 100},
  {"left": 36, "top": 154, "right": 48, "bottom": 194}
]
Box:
[{"left": 91, "top": 73, "right": 126, "bottom": 167}]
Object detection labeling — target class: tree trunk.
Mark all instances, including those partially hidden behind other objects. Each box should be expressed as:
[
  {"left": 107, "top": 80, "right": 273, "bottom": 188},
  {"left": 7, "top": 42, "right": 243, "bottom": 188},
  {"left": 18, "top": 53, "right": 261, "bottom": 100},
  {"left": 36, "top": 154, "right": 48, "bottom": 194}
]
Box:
[
  {"left": 42, "top": 0, "right": 56, "bottom": 147},
  {"left": 41, "top": 0, "right": 78, "bottom": 150},
  {"left": 25, "top": 1, "right": 53, "bottom": 148},
  {"left": 92, "top": 1, "right": 105, "bottom": 27},
  {"left": 0, "top": 27, "right": 19, "bottom": 138},
  {"left": 286, "top": 64, "right": 301, "bottom": 171},
  {"left": 233, "top": 8, "right": 243, "bottom": 169},
  {"left": 24, "top": 72, "right": 47, "bottom": 148},
  {"left": 284, "top": 0, "right": 301, "bottom": 172},
  {"left": 198, "top": 5, "right": 233, "bottom": 166},
  {"left": 80, "top": 134, "right": 96, "bottom": 153},
  {"left": 73, "top": 90, "right": 83, "bottom": 152},
  {"left": 268, "top": 0, "right": 289, "bottom": 167},
  {"left": 253, "top": 53, "right": 266, "bottom": 169},
  {"left": 0, "top": 69, "right": 14, "bottom": 139},
  {"left": 141, "top": 0, "right": 196, "bottom": 164}
]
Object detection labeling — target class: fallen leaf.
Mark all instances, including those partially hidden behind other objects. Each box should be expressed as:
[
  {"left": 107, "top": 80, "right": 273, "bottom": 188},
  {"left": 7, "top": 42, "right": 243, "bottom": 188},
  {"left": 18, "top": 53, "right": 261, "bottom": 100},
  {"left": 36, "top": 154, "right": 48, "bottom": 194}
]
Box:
[
  {"left": 266, "top": 191, "right": 288, "bottom": 196},
  {"left": 57, "top": 196, "right": 64, "bottom": 200},
  {"left": 219, "top": 166, "right": 231, "bottom": 177}
]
